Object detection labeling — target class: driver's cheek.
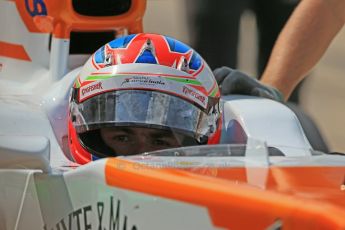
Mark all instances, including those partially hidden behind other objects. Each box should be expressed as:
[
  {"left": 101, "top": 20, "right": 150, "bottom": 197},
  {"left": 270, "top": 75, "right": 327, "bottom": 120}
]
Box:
[
  {"left": 116, "top": 137, "right": 173, "bottom": 155},
  {"left": 117, "top": 136, "right": 154, "bottom": 155},
  {"left": 110, "top": 142, "right": 135, "bottom": 155}
]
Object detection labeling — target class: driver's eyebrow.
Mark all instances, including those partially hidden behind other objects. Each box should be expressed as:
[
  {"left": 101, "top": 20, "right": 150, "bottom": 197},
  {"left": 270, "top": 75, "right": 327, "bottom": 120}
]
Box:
[
  {"left": 109, "top": 127, "right": 133, "bottom": 134},
  {"left": 149, "top": 131, "right": 176, "bottom": 139}
]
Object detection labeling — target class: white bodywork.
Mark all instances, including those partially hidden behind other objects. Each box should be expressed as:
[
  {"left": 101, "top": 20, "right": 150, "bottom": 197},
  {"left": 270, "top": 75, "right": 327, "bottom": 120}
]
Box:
[
  {"left": 0, "top": 59, "right": 323, "bottom": 229},
  {"left": 0, "top": 66, "right": 313, "bottom": 170},
  {"left": 1, "top": 1, "right": 344, "bottom": 228}
]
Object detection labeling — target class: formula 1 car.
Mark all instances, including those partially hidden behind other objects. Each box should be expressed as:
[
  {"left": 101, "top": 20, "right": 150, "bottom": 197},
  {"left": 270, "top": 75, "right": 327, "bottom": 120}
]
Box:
[{"left": 0, "top": 0, "right": 344, "bottom": 229}]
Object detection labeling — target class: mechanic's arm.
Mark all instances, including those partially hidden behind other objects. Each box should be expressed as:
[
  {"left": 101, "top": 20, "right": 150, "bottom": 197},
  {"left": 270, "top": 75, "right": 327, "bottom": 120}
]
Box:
[{"left": 260, "top": 0, "right": 345, "bottom": 100}]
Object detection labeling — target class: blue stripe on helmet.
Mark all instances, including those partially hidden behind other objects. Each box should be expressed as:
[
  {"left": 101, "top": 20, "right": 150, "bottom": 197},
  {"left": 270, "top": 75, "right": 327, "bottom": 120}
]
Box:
[
  {"left": 189, "top": 52, "right": 202, "bottom": 70},
  {"left": 94, "top": 46, "right": 105, "bottom": 63},
  {"left": 108, "top": 34, "right": 136, "bottom": 49},
  {"left": 165, "top": 36, "right": 190, "bottom": 53},
  {"left": 136, "top": 50, "right": 157, "bottom": 64}
]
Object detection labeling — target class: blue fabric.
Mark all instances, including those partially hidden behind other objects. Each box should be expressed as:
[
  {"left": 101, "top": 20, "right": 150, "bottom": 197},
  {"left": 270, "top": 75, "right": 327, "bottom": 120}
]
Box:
[{"left": 92, "top": 154, "right": 100, "bottom": 161}]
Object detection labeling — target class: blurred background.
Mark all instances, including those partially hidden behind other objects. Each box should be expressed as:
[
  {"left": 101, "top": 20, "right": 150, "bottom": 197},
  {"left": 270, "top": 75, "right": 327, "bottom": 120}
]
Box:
[{"left": 143, "top": 0, "right": 345, "bottom": 152}]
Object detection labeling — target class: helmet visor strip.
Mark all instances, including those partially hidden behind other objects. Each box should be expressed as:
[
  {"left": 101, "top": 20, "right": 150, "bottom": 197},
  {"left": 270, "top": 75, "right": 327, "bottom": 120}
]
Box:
[{"left": 71, "top": 90, "right": 212, "bottom": 142}]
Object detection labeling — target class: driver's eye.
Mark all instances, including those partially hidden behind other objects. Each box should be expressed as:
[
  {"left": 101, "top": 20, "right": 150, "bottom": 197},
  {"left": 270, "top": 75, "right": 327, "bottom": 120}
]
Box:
[
  {"left": 113, "top": 135, "right": 130, "bottom": 142},
  {"left": 152, "top": 139, "right": 171, "bottom": 147}
]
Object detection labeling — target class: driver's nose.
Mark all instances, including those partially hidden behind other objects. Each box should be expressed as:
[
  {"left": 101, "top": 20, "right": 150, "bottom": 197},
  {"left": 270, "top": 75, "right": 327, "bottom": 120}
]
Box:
[
  {"left": 133, "top": 135, "right": 156, "bottom": 154},
  {"left": 134, "top": 139, "right": 147, "bottom": 154}
]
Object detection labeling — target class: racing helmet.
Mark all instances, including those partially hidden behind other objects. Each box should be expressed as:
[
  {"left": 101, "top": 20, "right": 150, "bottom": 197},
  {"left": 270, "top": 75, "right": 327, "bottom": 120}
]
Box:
[{"left": 68, "top": 33, "right": 221, "bottom": 164}]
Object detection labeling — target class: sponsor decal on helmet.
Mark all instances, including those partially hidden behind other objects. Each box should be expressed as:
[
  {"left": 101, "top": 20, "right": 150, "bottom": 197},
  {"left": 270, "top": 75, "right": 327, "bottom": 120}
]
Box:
[
  {"left": 79, "top": 73, "right": 208, "bottom": 109},
  {"left": 81, "top": 82, "right": 103, "bottom": 96},
  {"left": 182, "top": 86, "right": 207, "bottom": 106},
  {"left": 121, "top": 76, "right": 165, "bottom": 87}
]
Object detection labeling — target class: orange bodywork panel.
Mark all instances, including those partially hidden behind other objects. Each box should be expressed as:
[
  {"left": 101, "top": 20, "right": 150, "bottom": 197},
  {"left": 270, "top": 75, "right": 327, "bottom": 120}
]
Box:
[
  {"left": 13, "top": 0, "right": 146, "bottom": 38},
  {"left": 0, "top": 41, "right": 31, "bottom": 61},
  {"left": 105, "top": 158, "right": 345, "bottom": 230}
]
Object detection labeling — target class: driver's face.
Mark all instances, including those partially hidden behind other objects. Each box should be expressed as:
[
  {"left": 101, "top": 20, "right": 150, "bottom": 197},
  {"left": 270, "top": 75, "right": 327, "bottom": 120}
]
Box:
[{"left": 100, "top": 127, "right": 185, "bottom": 155}]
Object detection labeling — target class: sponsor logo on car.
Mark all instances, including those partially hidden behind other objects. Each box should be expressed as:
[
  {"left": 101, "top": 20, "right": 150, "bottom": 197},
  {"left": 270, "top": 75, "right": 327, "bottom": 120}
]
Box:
[
  {"left": 47, "top": 196, "right": 137, "bottom": 230},
  {"left": 25, "top": 0, "right": 47, "bottom": 17}
]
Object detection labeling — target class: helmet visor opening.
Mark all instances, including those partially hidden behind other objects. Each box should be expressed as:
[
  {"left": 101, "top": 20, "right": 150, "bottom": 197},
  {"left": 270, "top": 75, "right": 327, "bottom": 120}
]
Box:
[
  {"left": 71, "top": 90, "right": 213, "bottom": 142},
  {"left": 78, "top": 125, "right": 200, "bottom": 157}
]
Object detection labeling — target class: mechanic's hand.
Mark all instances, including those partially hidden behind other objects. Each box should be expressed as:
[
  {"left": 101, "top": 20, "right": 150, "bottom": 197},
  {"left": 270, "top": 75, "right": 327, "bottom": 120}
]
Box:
[{"left": 214, "top": 66, "right": 284, "bottom": 102}]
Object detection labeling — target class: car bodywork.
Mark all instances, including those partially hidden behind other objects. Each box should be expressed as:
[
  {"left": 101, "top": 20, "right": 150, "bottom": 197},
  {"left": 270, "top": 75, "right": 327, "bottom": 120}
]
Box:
[{"left": 0, "top": 0, "right": 344, "bottom": 229}]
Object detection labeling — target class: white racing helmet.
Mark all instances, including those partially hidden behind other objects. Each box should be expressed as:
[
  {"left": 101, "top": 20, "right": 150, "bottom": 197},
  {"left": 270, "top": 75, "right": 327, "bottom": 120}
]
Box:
[{"left": 68, "top": 33, "right": 221, "bottom": 164}]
